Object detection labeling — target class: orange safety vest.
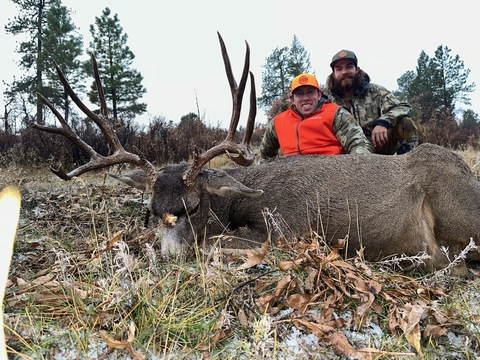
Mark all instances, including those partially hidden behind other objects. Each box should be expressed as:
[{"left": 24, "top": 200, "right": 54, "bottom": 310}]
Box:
[{"left": 274, "top": 103, "right": 345, "bottom": 156}]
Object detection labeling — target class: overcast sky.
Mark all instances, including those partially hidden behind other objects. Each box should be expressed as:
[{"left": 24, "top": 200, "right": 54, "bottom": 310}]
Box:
[{"left": 1, "top": 0, "right": 478, "bottom": 129}]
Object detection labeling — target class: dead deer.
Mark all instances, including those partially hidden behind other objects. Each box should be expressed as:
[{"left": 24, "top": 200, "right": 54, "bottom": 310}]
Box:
[{"left": 34, "top": 33, "right": 479, "bottom": 277}]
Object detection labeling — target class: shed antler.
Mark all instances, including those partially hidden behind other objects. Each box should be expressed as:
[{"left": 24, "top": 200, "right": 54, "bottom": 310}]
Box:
[
  {"left": 182, "top": 31, "right": 257, "bottom": 187},
  {"left": 33, "top": 54, "right": 158, "bottom": 183}
]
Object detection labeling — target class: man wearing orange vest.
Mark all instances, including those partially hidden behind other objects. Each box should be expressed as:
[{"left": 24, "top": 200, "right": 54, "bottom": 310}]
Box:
[{"left": 260, "top": 73, "right": 373, "bottom": 159}]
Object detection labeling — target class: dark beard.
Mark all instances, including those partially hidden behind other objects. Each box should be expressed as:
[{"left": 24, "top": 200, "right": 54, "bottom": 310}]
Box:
[{"left": 331, "top": 73, "right": 362, "bottom": 97}]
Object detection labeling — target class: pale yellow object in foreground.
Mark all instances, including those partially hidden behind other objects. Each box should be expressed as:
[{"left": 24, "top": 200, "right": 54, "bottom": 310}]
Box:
[{"left": 0, "top": 187, "right": 21, "bottom": 359}]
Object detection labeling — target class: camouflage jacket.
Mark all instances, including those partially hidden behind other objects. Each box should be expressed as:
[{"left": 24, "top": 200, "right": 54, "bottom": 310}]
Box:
[
  {"left": 259, "top": 95, "right": 373, "bottom": 159},
  {"left": 325, "top": 70, "right": 411, "bottom": 133}
]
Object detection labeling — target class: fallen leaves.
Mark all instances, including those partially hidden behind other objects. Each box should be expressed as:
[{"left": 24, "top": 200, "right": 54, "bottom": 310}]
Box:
[{"left": 242, "top": 237, "right": 452, "bottom": 357}]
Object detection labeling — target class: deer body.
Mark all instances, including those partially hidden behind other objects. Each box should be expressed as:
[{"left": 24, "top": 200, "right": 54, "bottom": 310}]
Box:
[{"left": 148, "top": 144, "right": 479, "bottom": 276}]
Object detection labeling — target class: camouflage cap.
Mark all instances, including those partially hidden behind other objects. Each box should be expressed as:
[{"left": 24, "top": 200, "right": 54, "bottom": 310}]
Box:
[{"left": 330, "top": 49, "right": 358, "bottom": 69}]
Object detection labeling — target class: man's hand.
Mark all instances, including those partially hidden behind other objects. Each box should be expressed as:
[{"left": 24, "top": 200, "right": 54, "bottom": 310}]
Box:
[{"left": 371, "top": 125, "right": 389, "bottom": 148}]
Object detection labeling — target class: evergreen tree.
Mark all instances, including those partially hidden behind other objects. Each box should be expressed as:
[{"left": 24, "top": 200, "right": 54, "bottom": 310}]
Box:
[
  {"left": 86, "top": 7, "right": 146, "bottom": 120},
  {"left": 431, "top": 45, "right": 475, "bottom": 110},
  {"left": 258, "top": 35, "right": 311, "bottom": 112},
  {"left": 396, "top": 70, "right": 416, "bottom": 101},
  {"left": 459, "top": 109, "right": 480, "bottom": 146},
  {"left": 5, "top": 0, "right": 55, "bottom": 124},
  {"left": 460, "top": 109, "right": 479, "bottom": 136},
  {"left": 258, "top": 46, "right": 289, "bottom": 111},
  {"left": 397, "top": 51, "right": 438, "bottom": 122},
  {"left": 397, "top": 46, "right": 475, "bottom": 123},
  {"left": 41, "top": 0, "right": 84, "bottom": 124},
  {"left": 287, "top": 35, "right": 311, "bottom": 77}
]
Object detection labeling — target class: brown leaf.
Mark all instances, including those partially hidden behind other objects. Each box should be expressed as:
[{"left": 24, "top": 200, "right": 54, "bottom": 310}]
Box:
[
  {"left": 106, "top": 230, "right": 124, "bottom": 250},
  {"left": 273, "top": 274, "right": 292, "bottom": 298},
  {"left": 354, "top": 258, "right": 373, "bottom": 277},
  {"left": 366, "top": 280, "right": 382, "bottom": 295},
  {"left": 304, "top": 267, "right": 318, "bottom": 292},
  {"left": 99, "top": 321, "right": 137, "bottom": 350},
  {"left": 331, "top": 237, "right": 346, "bottom": 249},
  {"left": 99, "top": 331, "right": 130, "bottom": 350},
  {"left": 293, "top": 318, "right": 330, "bottom": 338},
  {"left": 255, "top": 293, "right": 275, "bottom": 308},
  {"left": 278, "top": 258, "right": 304, "bottom": 271},
  {"left": 286, "top": 293, "right": 315, "bottom": 311},
  {"left": 293, "top": 319, "right": 366, "bottom": 359},
  {"left": 388, "top": 305, "right": 400, "bottom": 335},
  {"left": 68, "top": 282, "right": 87, "bottom": 300},
  {"left": 354, "top": 292, "right": 375, "bottom": 327},
  {"left": 255, "top": 274, "right": 292, "bottom": 313},
  {"left": 317, "top": 292, "right": 342, "bottom": 323},
  {"left": 423, "top": 324, "right": 448, "bottom": 337},
  {"left": 236, "top": 241, "right": 269, "bottom": 270},
  {"left": 321, "top": 247, "right": 342, "bottom": 264},
  {"left": 327, "top": 330, "right": 367, "bottom": 359},
  {"left": 400, "top": 304, "right": 425, "bottom": 356},
  {"left": 237, "top": 308, "right": 249, "bottom": 329}
]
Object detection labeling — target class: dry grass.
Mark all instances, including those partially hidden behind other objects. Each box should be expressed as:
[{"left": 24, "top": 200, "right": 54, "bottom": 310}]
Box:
[
  {"left": 1, "top": 157, "right": 480, "bottom": 359},
  {"left": 455, "top": 146, "right": 480, "bottom": 179}
]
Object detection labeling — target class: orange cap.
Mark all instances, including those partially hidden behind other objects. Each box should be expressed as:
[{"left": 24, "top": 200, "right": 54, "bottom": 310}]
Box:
[{"left": 290, "top": 73, "right": 320, "bottom": 92}]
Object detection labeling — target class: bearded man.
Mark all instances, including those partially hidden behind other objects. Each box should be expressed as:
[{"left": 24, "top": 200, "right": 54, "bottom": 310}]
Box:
[{"left": 325, "top": 50, "right": 418, "bottom": 155}]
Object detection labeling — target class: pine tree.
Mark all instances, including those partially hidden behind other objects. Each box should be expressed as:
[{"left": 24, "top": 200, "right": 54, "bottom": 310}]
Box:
[
  {"left": 86, "top": 7, "right": 146, "bottom": 120},
  {"left": 397, "top": 46, "right": 475, "bottom": 123},
  {"left": 41, "top": 0, "right": 84, "bottom": 124},
  {"left": 258, "top": 35, "right": 311, "bottom": 112},
  {"left": 287, "top": 35, "right": 311, "bottom": 78},
  {"left": 5, "top": 0, "right": 54, "bottom": 124},
  {"left": 431, "top": 45, "right": 476, "bottom": 110},
  {"left": 258, "top": 46, "right": 289, "bottom": 111}
]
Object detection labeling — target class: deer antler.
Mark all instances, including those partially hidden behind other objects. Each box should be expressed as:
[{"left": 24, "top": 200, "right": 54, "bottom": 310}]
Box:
[
  {"left": 33, "top": 54, "right": 158, "bottom": 184},
  {"left": 182, "top": 32, "right": 257, "bottom": 187}
]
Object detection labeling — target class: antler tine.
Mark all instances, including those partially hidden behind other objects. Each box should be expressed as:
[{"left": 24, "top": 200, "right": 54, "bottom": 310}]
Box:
[
  {"left": 34, "top": 60, "right": 158, "bottom": 183},
  {"left": 182, "top": 32, "right": 256, "bottom": 187},
  {"left": 53, "top": 58, "right": 122, "bottom": 152},
  {"left": 233, "top": 71, "right": 257, "bottom": 166},
  {"left": 52, "top": 62, "right": 97, "bottom": 125},
  {"left": 244, "top": 71, "right": 257, "bottom": 145},
  {"left": 218, "top": 31, "right": 250, "bottom": 140},
  {"left": 91, "top": 54, "right": 109, "bottom": 117},
  {"left": 34, "top": 93, "right": 99, "bottom": 160}
]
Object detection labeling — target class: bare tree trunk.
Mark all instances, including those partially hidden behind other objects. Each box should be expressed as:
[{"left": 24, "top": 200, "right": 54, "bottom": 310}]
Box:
[{"left": 35, "top": 0, "right": 46, "bottom": 125}]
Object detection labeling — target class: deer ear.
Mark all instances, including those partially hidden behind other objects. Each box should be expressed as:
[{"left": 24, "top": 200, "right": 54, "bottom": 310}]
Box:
[
  {"left": 206, "top": 184, "right": 263, "bottom": 198},
  {"left": 203, "top": 171, "right": 263, "bottom": 198},
  {"left": 108, "top": 170, "right": 150, "bottom": 192}
]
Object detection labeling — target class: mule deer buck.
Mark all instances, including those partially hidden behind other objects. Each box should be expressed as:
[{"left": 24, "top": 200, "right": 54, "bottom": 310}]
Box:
[{"left": 34, "top": 33, "right": 479, "bottom": 277}]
